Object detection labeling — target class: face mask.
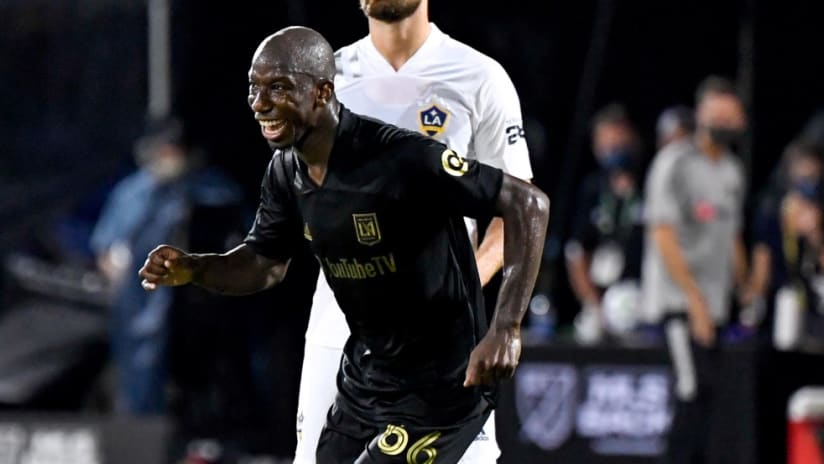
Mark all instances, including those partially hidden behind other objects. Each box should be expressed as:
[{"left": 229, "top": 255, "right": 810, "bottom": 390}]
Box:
[
  {"left": 147, "top": 155, "right": 187, "bottom": 181},
  {"left": 598, "top": 149, "right": 635, "bottom": 172},
  {"left": 792, "top": 178, "right": 821, "bottom": 201},
  {"left": 707, "top": 127, "right": 745, "bottom": 147}
]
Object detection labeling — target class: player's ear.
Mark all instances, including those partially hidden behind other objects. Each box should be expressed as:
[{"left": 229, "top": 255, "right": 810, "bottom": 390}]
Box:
[{"left": 316, "top": 80, "right": 334, "bottom": 106}]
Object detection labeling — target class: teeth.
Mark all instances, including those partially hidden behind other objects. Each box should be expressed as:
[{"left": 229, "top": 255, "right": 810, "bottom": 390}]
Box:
[{"left": 259, "top": 120, "right": 281, "bottom": 128}]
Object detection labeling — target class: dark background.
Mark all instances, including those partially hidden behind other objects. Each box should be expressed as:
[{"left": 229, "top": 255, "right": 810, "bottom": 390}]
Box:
[{"left": 3, "top": 0, "right": 823, "bottom": 324}]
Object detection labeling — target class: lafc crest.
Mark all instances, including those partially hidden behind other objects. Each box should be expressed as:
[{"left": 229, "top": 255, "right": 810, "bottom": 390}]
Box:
[
  {"left": 353, "top": 213, "right": 381, "bottom": 246},
  {"left": 418, "top": 104, "right": 449, "bottom": 137}
]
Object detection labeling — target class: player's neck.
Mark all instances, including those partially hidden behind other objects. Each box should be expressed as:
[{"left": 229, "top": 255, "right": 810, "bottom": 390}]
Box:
[
  {"left": 368, "top": 12, "right": 430, "bottom": 71},
  {"left": 296, "top": 104, "right": 340, "bottom": 185}
]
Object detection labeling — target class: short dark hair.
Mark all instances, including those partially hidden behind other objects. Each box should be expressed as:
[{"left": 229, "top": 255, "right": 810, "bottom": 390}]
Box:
[
  {"left": 133, "top": 115, "right": 188, "bottom": 159},
  {"left": 143, "top": 115, "right": 185, "bottom": 144},
  {"left": 591, "top": 103, "right": 633, "bottom": 131},
  {"left": 694, "top": 75, "right": 739, "bottom": 105},
  {"left": 784, "top": 138, "right": 824, "bottom": 166}
]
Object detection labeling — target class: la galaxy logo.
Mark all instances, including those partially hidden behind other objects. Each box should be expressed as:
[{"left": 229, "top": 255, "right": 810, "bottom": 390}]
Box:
[
  {"left": 353, "top": 213, "right": 381, "bottom": 246},
  {"left": 418, "top": 104, "right": 449, "bottom": 137}
]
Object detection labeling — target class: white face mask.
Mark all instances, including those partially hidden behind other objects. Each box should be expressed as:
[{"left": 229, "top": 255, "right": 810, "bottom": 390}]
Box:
[
  {"left": 136, "top": 142, "right": 188, "bottom": 181},
  {"left": 147, "top": 153, "right": 187, "bottom": 181}
]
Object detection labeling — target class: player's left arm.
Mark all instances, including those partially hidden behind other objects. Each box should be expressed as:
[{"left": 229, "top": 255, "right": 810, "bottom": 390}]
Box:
[
  {"left": 464, "top": 174, "right": 549, "bottom": 386},
  {"left": 472, "top": 60, "right": 534, "bottom": 286},
  {"left": 475, "top": 218, "right": 504, "bottom": 286}
]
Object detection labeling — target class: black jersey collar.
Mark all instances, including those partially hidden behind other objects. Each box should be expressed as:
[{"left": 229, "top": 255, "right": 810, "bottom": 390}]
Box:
[
  {"left": 292, "top": 104, "right": 358, "bottom": 193},
  {"left": 336, "top": 104, "right": 357, "bottom": 140},
  {"left": 329, "top": 104, "right": 357, "bottom": 169}
]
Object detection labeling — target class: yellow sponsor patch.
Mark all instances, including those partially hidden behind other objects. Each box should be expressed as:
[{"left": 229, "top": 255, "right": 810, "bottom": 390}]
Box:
[{"left": 441, "top": 149, "right": 469, "bottom": 177}]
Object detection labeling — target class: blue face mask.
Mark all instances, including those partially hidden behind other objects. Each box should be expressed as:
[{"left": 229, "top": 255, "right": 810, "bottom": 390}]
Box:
[
  {"left": 599, "top": 149, "right": 635, "bottom": 172},
  {"left": 792, "top": 178, "right": 821, "bottom": 201}
]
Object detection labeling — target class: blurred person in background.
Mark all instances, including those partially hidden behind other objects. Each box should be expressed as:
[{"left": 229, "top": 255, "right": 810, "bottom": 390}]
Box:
[
  {"left": 641, "top": 76, "right": 748, "bottom": 464},
  {"left": 90, "top": 116, "right": 242, "bottom": 415},
  {"left": 656, "top": 104, "right": 695, "bottom": 151},
  {"left": 294, "top": 0, "right": 534, "bottom": 462},
  {"left": 745, "top": 140, "right": 824, "bottom": 346},
  {"left": 799, "top": 107, "right": 824, "bottom": 151},
  {"left": 565, "top": 103, "right": 645, "bottom": 343}
]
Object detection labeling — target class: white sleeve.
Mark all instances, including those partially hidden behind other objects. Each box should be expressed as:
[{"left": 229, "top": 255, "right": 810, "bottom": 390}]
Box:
[
  {"left": 644, "top": 152, "right": 683, "bottom": 226},
  {"left": 333, "top": 43, "right": 359, "bottom": 90},
  {"left": 472, "top": 60, "right": 533, "bottom": 180}
]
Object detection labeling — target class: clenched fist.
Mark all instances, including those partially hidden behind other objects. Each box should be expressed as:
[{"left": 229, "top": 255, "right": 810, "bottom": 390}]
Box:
[
  {"left": 463, "top": 327, "right": 522, "bottom": 387},
  {"left": 138, "top": 245, "right": 195, "bottom": 291}
]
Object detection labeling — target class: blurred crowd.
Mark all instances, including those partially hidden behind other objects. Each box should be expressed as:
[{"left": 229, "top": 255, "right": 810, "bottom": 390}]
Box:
[
  {"left": 556, "top": 75, "right": 824, "bottom": 354},
  {"left": 550, "top": 74, "right": 824, "bottom": 463}
]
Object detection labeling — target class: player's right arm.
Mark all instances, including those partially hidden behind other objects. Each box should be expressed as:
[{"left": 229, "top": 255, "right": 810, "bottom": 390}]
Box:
[
  {"left": 565, "top": 245, "right": 601, "bottom": 308},
  {"left": 139, "top": 243, "right": 289, "bottom": 295},
  {"left": 652, "top": 224, "right": 714, "bottom": 346},
  {"left": 646, "top": 154, "right": 714, "bottom": 346},
  {"left": 139, "top": 153, "right": 301, "bottom": 295}
]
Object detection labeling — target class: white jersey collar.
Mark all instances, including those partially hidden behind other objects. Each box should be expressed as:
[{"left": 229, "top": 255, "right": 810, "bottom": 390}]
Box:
[{"left": 361, "top": 22, "right": 447, "bottom": 74}]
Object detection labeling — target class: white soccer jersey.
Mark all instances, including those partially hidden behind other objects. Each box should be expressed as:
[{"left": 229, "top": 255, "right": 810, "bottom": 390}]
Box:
[{"left": 305, "top": 23, "right": 532, "bottom": 348}]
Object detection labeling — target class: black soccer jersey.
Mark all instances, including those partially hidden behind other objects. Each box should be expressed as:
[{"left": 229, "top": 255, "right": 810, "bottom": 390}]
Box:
[{"left": 244, "top": 106, "right": 504, "bottom": 427}]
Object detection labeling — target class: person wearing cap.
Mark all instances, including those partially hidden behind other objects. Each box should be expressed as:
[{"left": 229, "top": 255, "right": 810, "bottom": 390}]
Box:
[
  {"left": 90, "top": 116, "right": 242, "bottom": 414},
  {"left": 565, "top": 103, "right": 645, "bottom": 342},
  {"left": 744, "top": 139, "right": 824, "bottom": 337},
  {"left": 641, "top": 76, "right": 749, "bottom": 464},
  {"left": 656, "top": 105, "right": 695, "bottom": 151}
]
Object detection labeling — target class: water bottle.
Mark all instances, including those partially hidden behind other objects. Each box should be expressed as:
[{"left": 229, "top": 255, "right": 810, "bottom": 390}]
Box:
[
  {"left": 774, "top": 286, "right": 803, "bottom": 351},
  {"left": 528, "top": 293, "right": 555, "bottom": 342}
]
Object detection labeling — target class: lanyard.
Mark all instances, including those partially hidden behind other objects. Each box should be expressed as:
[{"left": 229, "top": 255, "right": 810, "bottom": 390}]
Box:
[
  {"left": 781, "top": 199, "right": 811, "bottom": 308},
  {"left": 596, "top": 190, "right": 639, "bottom": 245}
]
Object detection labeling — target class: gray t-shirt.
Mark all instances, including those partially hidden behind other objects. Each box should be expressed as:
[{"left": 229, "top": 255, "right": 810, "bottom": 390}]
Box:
[{"left": 640, "top": 140, "right": 745, "bottom": 324}]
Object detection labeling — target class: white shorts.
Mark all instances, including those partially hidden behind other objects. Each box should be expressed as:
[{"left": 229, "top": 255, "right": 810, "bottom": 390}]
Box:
[{"left": 293, "top": 343, "right": 501, "bottom": 464}]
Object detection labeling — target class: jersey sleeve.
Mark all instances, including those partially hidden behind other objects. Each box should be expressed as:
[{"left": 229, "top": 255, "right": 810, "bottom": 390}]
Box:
[
  {"left": 732, "top": 158, "right": 747, "bottom": 233},
  {"left": 643, "top": 152, "right": 684, "bottom": 227},
  {"left": 243, "top": 156, "right": 301, "bottom": 261},
  {"left": 472, "top": 60, "right": 533, "bottom": 180},
  {"left": 89, "top": 183, "right": 130, "bottom": 255},
  {"left": 412, "top": 138, "right": 504, "bottom": 219}
]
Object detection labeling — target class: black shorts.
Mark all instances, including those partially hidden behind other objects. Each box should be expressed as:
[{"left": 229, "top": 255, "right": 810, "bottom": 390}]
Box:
[{"left": 316, "top": 401, "right": 491, "bottom": 464}]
